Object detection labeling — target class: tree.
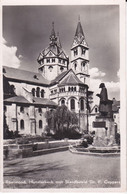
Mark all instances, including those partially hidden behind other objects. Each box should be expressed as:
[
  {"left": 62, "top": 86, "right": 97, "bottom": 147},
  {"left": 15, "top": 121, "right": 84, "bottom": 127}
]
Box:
[
  {"left": 45, "top": 105, "right": 80, "bottom": 139},
  {"left": 45, "top": 109, "right": 54, "bottom": 133},
  {"left": 3, "top": 112, "right": 14, "bottom": 139}
]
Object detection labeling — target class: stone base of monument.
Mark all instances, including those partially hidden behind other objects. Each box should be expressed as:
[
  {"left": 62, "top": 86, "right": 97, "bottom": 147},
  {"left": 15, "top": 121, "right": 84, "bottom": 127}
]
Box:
[{"left": 93, "top": 116, "right": 116, "bottom": 147}]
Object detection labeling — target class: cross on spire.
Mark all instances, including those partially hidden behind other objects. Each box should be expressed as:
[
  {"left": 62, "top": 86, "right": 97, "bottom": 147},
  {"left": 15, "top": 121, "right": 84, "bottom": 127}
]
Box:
[{"left": 50, "top": 21, "right": 57, "bottom": 43}]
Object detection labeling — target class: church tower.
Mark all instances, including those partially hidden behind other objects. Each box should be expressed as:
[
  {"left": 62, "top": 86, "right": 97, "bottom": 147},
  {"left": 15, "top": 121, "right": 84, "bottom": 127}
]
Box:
[
  {"left": 37, "top": 22, "right": 69, "bottom": 81},
  {"left": 70, "top": 18, "right": 90, "bottom": 86}
]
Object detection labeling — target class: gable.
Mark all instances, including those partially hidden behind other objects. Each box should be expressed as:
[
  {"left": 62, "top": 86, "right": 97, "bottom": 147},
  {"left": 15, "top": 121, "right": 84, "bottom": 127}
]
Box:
[
  {"left": 45, "top": 50, "right": 56, "bottom": 57},
  {"left": 90, "top": 105, "right": 99, "bottom": 114},
  {"left": 38, "top": 53, "right": 43, "bottom": 61},
  {"left": 59, "top": 70, "right": 84, "bottom": 86},
  {"left": 59, "top": 51, "right": 67, "bottom": 59}
]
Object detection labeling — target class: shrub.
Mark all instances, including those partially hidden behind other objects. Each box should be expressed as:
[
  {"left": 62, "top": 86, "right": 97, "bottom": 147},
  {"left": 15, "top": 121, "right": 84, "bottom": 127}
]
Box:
[{"left": 82, "top": 134, "right": 93, "bottom": 145}]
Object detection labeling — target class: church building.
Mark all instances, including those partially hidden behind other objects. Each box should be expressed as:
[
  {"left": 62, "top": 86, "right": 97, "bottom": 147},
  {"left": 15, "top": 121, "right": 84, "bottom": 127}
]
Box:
[{"left": 3, "top": 18, "right": 93, "bottom": 136}]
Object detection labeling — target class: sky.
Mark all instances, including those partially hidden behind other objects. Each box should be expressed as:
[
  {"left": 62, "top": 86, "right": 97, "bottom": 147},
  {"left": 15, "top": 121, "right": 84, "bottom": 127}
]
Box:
[{"left": 2, "top": 5, "right": 120, "bottom": 102}]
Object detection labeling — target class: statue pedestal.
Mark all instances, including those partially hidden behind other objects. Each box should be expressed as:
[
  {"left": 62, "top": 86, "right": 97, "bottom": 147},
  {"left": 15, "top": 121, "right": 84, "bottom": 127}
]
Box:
[{"left": 93, "top": 116, "right": 116, "bottom": 147}]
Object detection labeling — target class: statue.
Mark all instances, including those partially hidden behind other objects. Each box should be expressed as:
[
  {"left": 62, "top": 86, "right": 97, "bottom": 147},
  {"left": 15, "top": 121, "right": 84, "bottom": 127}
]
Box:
[{"left": 96, "top": 83, "right": 113, "bottom": 117}]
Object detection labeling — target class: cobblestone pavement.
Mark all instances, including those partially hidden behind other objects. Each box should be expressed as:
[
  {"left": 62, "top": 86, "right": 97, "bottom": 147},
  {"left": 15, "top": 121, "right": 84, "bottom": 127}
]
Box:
[{"left": 3, "top": 151, "right": 120, "bottom": 189}]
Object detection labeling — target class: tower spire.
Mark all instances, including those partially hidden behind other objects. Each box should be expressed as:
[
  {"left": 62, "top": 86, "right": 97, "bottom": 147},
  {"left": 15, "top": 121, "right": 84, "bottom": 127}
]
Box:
[
  {"left": 75, "top": 18, "right": 84, "bottom": 37},
  {"left": 50, "top": 22, "right": 57, "bottom": 44},
  {"left": 50, "top": 22, "right": 55, "bottom": 37},
  {"left": 70, "top": 17, "right": 89, "bottom": 84},
  {"left": 71, "top": 17, "right": 88, "bottom": 47}
]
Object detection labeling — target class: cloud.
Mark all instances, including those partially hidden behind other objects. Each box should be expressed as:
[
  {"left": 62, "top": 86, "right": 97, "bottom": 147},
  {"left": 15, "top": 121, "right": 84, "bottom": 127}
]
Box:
[
  {"left": 89, "top": 67, "right": 120, "bottom": 106},
  {"left": 90, "top": 77, "right": 120, "bottom": 106},
  {"left": 89, "top": 67, "right": 106, "bottom": 78},
  {"left": 106, "top": 81, "right": 120, "bottom": 93},
  {"left": 2, "top": 37, "right": 22, "bottom": 68}
]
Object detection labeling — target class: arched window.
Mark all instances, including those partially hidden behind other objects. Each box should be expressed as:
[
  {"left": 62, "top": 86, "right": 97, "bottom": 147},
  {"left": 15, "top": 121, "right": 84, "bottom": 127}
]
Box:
[
  {"left": 47, "top": 59, "right": 50, "bottom": 63},
  {"left": 48, "top": 66, "right": 53, "bottom": 72},
  {"left": 82, "top": 48, "right": 86, "bottom": 55},
  {"left": 70, "top": 99, "right": 75, "bottom": 110},
  {"left": 10, "top": 85, "right": 15, "bottom": 95},
  {"left": 81, "top": 61, "right": 87, "bottom": 71},
  {"left": 20, "top": 120, "right": 24, "bottom": 129},
  {"left": 61, "top": 99, "right": 65, "bottom": 105},
  {"left": 41, "top": 89, "right": 44, "bottom": 98},
  {"left": 32, "top": 88, "right": 35, "bottom": 97},
  {"left": 38, "top": 107, "right": 42, "bottom": 113},
  {"left": 74, "top": 63, "right": 77, "bottom": 70},
  {"left": 82, "top": 62, "right": 86, "bottom": 67},
  {"left": 74, "top": 87, "right": 76, "bottom": 91},
  {"left": 71, "top": 87, "right": 73, "bottom": 92},
  {"left": 95, "top": 108, "right": 98, "bottom": 113},
  {"left": 39, "top": 120, "right": 42, "bottom": 128},
  {"left": 52, "top": 58, "right": 55, "bottom": 63},
  {"left": 74, "top": 49, "right": 78, "bottom": 56},
  {"left": 60, "top": 66, "right": 64, "bottom": 72},
  {"left": 36, "top": 87, "right": 40, "bottom": 97},
  {"left": 20, "top": 106, "right": 24, "bottom": 113},
  {"left": 68, "top": 87, "right": 70, "bottom": 92},
  {"left": 80, "top": 99, "right": 84, "bottom": 111}
]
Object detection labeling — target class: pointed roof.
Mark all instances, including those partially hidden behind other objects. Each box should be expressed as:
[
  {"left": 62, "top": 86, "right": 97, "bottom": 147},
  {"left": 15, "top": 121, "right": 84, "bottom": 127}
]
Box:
[
  {"left": 50, "top": 69, "right": 88, "bottom": 87},
  {"left": 37, "top": 23, "right": 68, "bottom": 63},
  {"left": 72, "top": 18, "right": 88, "bottom": 48},
  {"left": 3, "top": 66, "right": 50, "bottom": 86},
  {"left": 4, "top": 95, "right": 57, "bottom": 107},
  {"left": 75, "top": 20, "right": 84, "bottom": 37},
  {"left": 50, "top": 70, "right": 70, "bottom": 85},
  {"left": 59, "top": 72, "right": 83, "bottom": 86}
]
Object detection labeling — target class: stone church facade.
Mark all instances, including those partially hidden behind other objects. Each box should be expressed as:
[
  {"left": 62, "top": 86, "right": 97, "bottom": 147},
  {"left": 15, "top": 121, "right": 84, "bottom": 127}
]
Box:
[{"left": 3, "top": 19, "right": 93, "bottom": 136}]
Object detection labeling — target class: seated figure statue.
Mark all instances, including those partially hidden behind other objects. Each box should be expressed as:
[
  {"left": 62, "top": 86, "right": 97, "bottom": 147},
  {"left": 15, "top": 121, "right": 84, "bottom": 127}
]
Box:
[{"left": 96, "top": 83, "right": 113, "bottom": 118}]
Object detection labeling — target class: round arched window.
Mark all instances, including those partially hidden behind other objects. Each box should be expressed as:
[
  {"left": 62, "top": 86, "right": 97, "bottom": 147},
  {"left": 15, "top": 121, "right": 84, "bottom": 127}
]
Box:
[
  {"left": 74, "top": 63, "right": 77, "bottom": 70},
  {"left": 41, "top": 89, "right": 44, "bottom": 98},
  {"left": 39, "top": 120, "right": 42, "bottom": 128},
  {"left": 61, "top": 99, "right": 65, "bottom": 105},
  {"left": 32, "top": 88, "right": 35, "bottom": 97},
  {"left": 36, "top": 87, "right": 40, "bottom": 97},
  {"left": 80, "top": 99, "right": 84, "bottom": 111},
  {"left": 70, "top": 99, "right": 75, "bottom": 110},
  {"left": 20, "top": 120, "right": 24, "bottom": 129}
]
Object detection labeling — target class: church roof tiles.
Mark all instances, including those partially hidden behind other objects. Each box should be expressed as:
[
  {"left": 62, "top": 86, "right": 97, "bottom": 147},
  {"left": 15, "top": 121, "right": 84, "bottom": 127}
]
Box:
[
  {"left": 50, "top": 69, "right": 70, "bottom": 85},
  {"left": 59, "top": 72, "right": 84, "bottom": 86},
  {"left": 4, "top": 96, "right": 57, "bottom": 107},
  {"left": 3, "top": 66, "right": 50, "bottom": 86},
  {"left": 72, "top": 19, "right": 88, "bottom": 48},
  {"left": 75, "top": 21, "right": 84, "bottom": 37}
]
